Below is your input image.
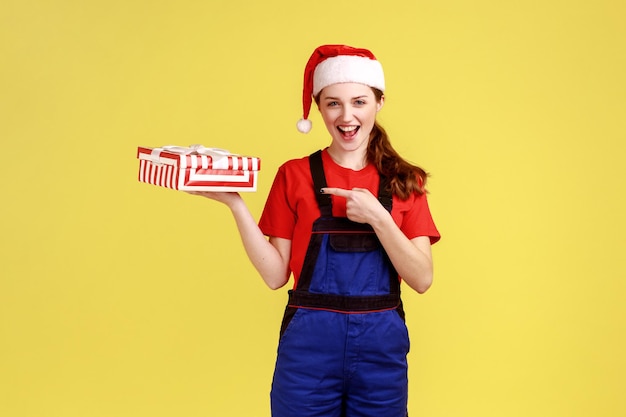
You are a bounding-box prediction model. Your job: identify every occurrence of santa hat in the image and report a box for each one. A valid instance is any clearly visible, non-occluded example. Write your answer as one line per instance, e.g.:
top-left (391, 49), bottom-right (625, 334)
top-left (297, 44), bottom-right (385, 134)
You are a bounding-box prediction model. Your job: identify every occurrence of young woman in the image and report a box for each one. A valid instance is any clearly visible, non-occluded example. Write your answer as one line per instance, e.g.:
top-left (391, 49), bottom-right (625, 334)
top-left (190, 44), bottom-right (440, 417)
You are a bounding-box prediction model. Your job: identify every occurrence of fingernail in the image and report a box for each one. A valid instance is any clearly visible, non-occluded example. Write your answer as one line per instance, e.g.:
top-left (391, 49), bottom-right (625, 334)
top-left (319, 188), bottom-right (325, 194)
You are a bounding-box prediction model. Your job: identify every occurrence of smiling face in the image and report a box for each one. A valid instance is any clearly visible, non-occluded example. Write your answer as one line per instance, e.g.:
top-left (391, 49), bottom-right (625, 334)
top-left (317, 82), bottom-right (384, 159)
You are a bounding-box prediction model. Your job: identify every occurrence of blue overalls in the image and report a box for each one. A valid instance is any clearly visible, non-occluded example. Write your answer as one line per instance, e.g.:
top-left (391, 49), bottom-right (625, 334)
top-left (271, 150), bottom-right (410, 417)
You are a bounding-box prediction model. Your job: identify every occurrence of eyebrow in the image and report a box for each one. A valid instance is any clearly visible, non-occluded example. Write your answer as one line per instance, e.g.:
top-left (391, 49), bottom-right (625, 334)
top-left (322, 95), bottom-right (369, 101)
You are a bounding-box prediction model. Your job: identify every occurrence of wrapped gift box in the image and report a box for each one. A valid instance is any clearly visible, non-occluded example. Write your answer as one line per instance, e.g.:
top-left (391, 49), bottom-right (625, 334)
top-left (137, 145), bottom-right (261, 192)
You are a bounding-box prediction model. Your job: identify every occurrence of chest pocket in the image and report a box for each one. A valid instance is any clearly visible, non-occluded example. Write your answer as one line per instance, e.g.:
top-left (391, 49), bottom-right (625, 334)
top-left (328, 233), bottom-right (380, 252)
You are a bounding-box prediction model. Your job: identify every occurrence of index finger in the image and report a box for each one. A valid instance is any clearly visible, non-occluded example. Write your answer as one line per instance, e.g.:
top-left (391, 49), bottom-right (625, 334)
top-left (321, 187), bottom-right (352, 198)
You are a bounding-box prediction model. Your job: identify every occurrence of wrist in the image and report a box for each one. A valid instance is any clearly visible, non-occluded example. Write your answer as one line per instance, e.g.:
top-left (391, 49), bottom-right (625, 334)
top-left (369, 207), bottom-right (394, 232)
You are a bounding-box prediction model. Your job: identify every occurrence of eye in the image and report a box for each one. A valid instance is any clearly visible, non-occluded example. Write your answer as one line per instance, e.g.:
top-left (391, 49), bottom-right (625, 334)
top-left (326, 101), bottom-right (339, 107)
top-left (354, 99), bottom-right (366, 105)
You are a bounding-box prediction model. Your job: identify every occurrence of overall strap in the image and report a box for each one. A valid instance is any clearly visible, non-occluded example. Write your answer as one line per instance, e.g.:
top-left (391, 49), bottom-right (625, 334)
top-left (309, 150), bottom-right (332, 217)
top-left (378, 176), bottom-right (392, 212)
top-left (309, 149), bottom-right (393, 213)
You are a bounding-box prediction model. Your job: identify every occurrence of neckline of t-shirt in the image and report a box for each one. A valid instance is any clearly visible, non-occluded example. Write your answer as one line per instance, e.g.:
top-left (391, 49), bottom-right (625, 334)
top-left (321, 148), bottom-right (377, 176)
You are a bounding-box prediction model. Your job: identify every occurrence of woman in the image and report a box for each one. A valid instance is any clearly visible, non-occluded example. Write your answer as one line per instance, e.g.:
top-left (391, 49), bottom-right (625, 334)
top-left (191, 44), bottom-right (440, 417)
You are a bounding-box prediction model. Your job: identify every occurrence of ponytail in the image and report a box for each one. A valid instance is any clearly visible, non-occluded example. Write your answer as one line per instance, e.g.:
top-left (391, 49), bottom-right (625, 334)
top-left (367, 120), bottom-right (428, 199)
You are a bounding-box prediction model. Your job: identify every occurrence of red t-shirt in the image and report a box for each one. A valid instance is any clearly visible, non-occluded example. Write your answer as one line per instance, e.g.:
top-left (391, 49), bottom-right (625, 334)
top-left (258, 149), bottom-right (440, 286)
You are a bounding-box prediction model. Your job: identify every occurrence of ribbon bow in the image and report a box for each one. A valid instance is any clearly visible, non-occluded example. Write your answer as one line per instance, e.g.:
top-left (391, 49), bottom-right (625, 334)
top-left (149, 144), bottom-right (232, 165)
top-left (161, 144), bottom-right (231, 161)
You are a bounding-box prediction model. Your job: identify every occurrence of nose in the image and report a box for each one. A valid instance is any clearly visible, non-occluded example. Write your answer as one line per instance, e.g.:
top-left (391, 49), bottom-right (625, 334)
top-left (340, 106), bottom-right (354, 122)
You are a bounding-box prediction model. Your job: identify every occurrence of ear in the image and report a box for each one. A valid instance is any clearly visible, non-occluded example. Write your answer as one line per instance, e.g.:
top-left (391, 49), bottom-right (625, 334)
top-left (377, 95), bottom-right (385, 112)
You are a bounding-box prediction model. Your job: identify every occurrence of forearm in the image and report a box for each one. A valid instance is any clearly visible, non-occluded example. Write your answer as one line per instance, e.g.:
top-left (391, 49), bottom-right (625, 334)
top-left (370, 214), bottom-right (433, 294)
top-left (227, 198), bottom-right (291, 290)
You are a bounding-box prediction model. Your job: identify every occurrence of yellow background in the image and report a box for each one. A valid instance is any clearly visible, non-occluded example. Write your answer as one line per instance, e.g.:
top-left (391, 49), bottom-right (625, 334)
top-left (1, 0), bottom-right (625, 416)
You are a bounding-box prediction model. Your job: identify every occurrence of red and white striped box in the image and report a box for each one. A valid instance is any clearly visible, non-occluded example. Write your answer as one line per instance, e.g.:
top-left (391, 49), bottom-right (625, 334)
top-left (137, 145), bottom-right (261, 192)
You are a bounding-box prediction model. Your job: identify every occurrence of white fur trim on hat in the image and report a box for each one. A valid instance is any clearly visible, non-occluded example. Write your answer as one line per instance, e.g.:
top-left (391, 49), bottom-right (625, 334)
top-left (312, 55), bottom-right (385, 96)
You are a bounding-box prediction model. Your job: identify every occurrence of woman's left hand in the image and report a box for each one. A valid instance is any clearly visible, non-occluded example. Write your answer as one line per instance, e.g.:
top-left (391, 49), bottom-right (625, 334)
top-left (321, 187), bottom-right (388, 225)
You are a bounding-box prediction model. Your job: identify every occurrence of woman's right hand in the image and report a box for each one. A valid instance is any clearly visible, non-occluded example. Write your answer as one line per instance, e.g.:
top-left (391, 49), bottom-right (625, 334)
top-left (186, 191), bottom-right (242, 208)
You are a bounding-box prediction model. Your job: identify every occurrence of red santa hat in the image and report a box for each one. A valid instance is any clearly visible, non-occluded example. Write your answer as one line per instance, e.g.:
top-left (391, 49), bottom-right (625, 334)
top-left (297, 44), bottom-right (385, 134)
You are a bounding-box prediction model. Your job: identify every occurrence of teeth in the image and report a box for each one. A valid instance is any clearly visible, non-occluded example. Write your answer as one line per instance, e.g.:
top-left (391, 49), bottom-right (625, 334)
top-left (339, 126), bottom-right (358, 132)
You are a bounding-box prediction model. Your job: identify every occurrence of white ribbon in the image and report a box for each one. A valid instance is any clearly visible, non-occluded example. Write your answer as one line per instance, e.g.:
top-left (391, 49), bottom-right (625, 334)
top-left (164, 144), bottom-right (231, 159)
top-left (149, 144), bottom-right (232, 165)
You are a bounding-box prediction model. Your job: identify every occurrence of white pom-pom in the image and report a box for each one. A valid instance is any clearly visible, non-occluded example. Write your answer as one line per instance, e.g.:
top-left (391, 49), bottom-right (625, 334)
top-left (297, 118), bottom-right (312, 134)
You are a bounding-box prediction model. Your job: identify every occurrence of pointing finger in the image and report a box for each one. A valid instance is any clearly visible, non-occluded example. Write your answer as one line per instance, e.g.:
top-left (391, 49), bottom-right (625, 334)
top-left (320, 187), bottom-right (352, 198)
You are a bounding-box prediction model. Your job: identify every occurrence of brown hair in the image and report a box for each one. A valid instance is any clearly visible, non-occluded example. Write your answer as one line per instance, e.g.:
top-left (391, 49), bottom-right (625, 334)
top-left (315, 87), bottom-right (429, 199)
top-left (368, 118), bottom-right (428, 199)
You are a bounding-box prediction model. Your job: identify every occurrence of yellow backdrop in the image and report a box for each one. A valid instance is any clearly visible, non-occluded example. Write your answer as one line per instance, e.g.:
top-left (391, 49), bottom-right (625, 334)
top-left (1, 0), bottom-right (624, 416)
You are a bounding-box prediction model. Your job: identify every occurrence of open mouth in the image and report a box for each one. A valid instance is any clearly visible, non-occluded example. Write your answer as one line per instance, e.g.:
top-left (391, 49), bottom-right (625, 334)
top-left (337, 125), bottom-right (360, 138)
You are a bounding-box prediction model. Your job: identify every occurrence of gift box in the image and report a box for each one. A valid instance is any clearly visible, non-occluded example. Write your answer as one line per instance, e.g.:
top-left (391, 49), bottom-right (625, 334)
top-left (137, 145), bottom-right (261, 192)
